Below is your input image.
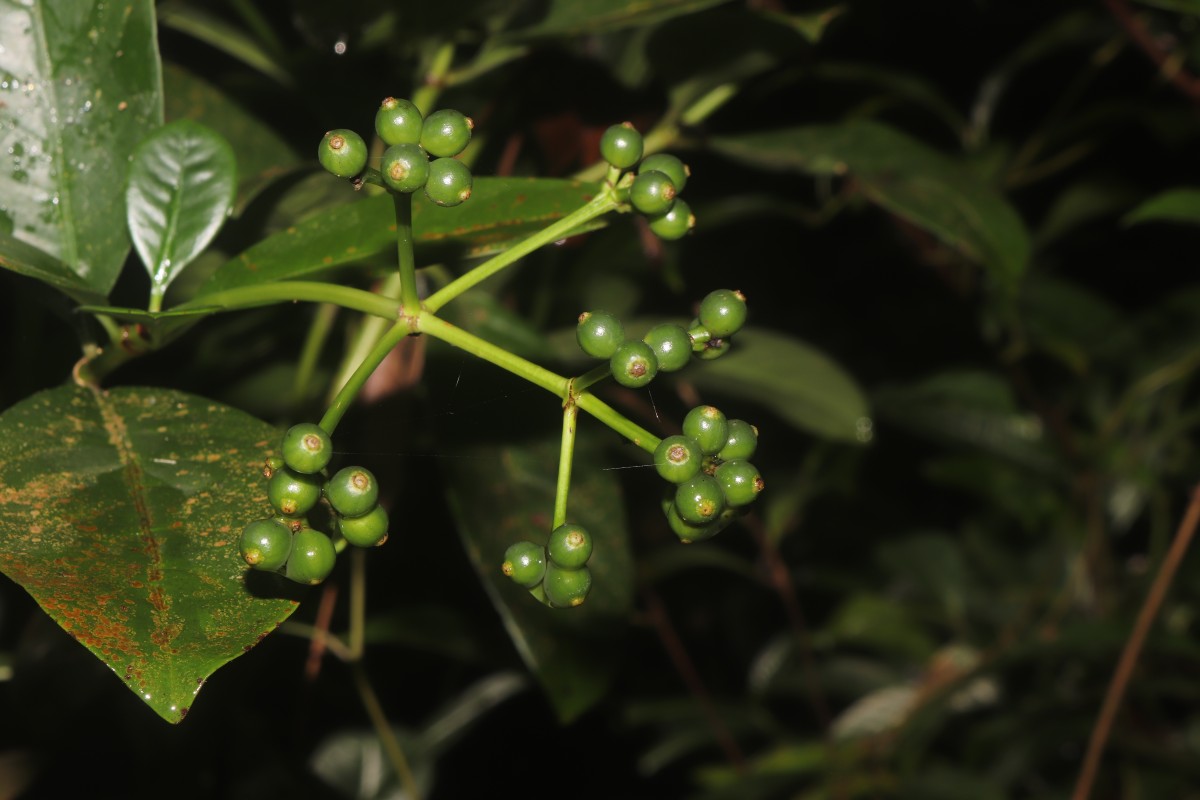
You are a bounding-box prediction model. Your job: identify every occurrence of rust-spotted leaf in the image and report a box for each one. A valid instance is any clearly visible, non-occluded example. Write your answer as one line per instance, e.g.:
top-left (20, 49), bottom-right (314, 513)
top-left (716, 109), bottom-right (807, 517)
top-left (0, 384), bottom-right (298, 723)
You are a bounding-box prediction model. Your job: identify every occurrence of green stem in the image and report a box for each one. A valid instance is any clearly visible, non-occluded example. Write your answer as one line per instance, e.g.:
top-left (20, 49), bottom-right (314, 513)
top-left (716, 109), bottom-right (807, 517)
top-left (176, 281), bottom-right (399, 320)
top-left (352, 663), bottom-right (423, 800)
top-left (423, 191), bottom-right (621, 313)
top-left (416, 310), bottom-right (568, 396)
top-left (575, 392), bottom-right (660, 454)
top-left (394, 192), bottom-right (420, 312)
top-left (320, 319), bottom-right (413, 434)
top-left (572, 364), bottom-right (612, 394)
top-left (554, 400), bottom-right (579, 528)
top-left (148, 286), bottom-right (165, 313)
top-left (413, 42), bottom-right (455, 113)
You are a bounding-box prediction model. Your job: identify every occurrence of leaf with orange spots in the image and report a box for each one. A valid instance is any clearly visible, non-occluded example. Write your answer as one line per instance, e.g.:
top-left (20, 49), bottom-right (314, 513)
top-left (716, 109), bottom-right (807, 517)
top-left (0, 384), bottom-right (298, 723)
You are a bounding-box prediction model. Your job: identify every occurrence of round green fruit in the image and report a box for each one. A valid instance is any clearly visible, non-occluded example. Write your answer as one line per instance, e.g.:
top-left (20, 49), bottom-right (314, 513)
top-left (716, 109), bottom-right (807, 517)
top-left (683, 406), bottom-right (729, 455)
top-left (647, 199), bottom-right (694, 241)
top-left (281, 422), bottom-right (333, 474)
top-left (338, 504), bottom-right (390, 547)
top-left (420, 109), bottom-right (473, 158)
top-left (696, 337), bottom-right (731, 360)
top-left (239, 518), bottom-right (292, 571)
top-left (664, 502), bottom-right (721, 543)
top-left (654, 435), bottom-right (703, 484)
top-left (642, 323), bottom-right (692, 372)
top-left (381, 143), bottom-right (430, 193)
top-left (599, 122), bottom-right (643, 169)
top-left (674, 473), bottom-right (725, 525)
top-left (325, 466), bottom-right (379, 518)
top-left (639, 153), bottom-right (689, 192)
top-left (424, 157), bottom-right (473, 206)
top-left (719, 419), bottom-right (758, 461)
top-left (502, 541), bottom-right (546, 589)
top-left (268, 467), bottom-right (323, 517)
top-left (576, 310), bottom-right (625, 359)
top-left (318, 129), bottom-right (368, 178)
top-left (285, 529), bottom-right (337, 585)
top-left (375, 97), bottom-right (423, 145)
top-left (609, 340), bottom-right (659, 388)
top-left (715, 460), bottom-right (764, 507)
top-left (699, 289), bottom-right (748, 338)
top-left (547, 523), bottom-right (593, 569)
top-left (629, 170), bottom-right (677, 215)
top-left (543, 563), bottom-right (592, 608)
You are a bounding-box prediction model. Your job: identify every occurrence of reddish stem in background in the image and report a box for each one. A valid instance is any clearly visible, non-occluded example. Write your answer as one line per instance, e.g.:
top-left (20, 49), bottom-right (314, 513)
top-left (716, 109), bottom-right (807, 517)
top-left (305, 582), bottom-right (339, 681)
top-left (644, 589), bottom-right (747, 773)
top-left (1106, 0), bottom-right (1200, 104)
top-left (1072, 485), bottom-right (1200, 800)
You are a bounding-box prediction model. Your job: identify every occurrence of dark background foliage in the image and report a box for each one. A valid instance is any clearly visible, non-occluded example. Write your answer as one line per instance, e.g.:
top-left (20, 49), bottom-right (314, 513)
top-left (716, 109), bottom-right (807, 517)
top-left (3, 1), bottom-right (1200, 797)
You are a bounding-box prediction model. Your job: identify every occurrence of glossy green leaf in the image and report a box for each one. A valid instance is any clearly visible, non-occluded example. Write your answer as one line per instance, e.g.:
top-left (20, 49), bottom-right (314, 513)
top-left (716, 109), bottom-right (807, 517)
top-left (161, 61), bottom-right (299, 209)
top-left (0, 384), bottom-right (298, 723)
top-left (0, 233), bottom-right (105, 305)
top-left (689, 329), bottom-right (871, 444)
top-left (127, 120), bottom-right (237, 303)
top-left (441, 431), bottom-right (633, 723)
top-left (157, 1), bottom-right (292, 87)
top-left (1123, 188), bottom-right (1200, 227)
top-left (711, 121), bottom-right (1031, 291)
top-left (196, 178), bottom-right (605, 296)
top-left (0, 0), bottom-right (163, 296)
top-left (508, 0), bottom-right (733, 37)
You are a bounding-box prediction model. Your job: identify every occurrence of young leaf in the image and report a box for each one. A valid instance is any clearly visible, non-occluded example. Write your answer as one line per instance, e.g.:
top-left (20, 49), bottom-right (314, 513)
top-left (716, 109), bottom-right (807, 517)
top-left (0, 0), bottom-right (163, 296)
top-left (127, 120), bottom-right (237, 308)
top-left (1123, 188), bottom-right (1200, 227)
top-left (0, 233), bottom-right (106, 306)
top-left (0, 384), bottom-right (298, 723)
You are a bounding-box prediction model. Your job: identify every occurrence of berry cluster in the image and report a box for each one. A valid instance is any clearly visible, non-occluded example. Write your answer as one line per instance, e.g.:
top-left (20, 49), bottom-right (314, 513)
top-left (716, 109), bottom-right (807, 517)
top-left (317, 96), bottom-right (475, 207)
top-left (577, 288), bottom-right (748, 387)
top-left (501, 523), bottom-right (594, 607)
top-left (599, 122), bottom-right (695, 240)
top-left (238, 423), bottom-right (388, 585)
top-left (655, 406), bottom-right (763, 543)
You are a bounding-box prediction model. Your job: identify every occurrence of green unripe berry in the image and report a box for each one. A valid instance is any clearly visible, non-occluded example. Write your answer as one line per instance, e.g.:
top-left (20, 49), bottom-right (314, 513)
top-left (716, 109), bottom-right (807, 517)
top-left (609, 340), bottom-right (659, 388)
top-left (576, 310), bottom-right (625, 359)
top-left (630, 170), bottom-right (677, 215)
top-left (715, 460), bottom-right (764, 507)
top-left (599, 122), bottom-right (643, 169)
top-left (664, 502), bottom-right (720, 543)
top-left (375, 97), bottom-right (423, 145)
top-left (338, 504), bottom-right (389, 547)
top-left (674, 473), bottom-right (726, 525)
top-left (719, 419), bottom-right (758, 461)
top-left (281, 423), bottom-right (333, 474)
top-left (639, 153), bottom-right (689, 192)
top-left (543, 563), bottom-right (592, 608)
top-left (239, 518), bottom-right (293, 571)
top-left (699, 289), bottom-right (748, 338)
top-left (268, 467), bottom-right (323, 517)
top-left (502, 541), bottom-right (547, 589)
top-left (648, 199), bottom-right (694, 241)
top-left (263, 455), bottom-right (284, 479)
top-left (547, 523), bottom-right (593, 569)
top-left (420, 109), bottom-right (474, 158)
top-left (424, 158), bottom-right (473, 207)
top-left (285, 529), bottom-right (337, 585)
top-left (642, 323), bottom-right (692, 372)
top-left (654, 434), bottom-right (703, 484)
top-left (683, 406), bottom-right (729, 455)
top-left (318, 129), bottom-right (368, 178)
top-left (381, 143), bottom-right (430, 193)
top-left (325, 466), bottom-right (380, 518)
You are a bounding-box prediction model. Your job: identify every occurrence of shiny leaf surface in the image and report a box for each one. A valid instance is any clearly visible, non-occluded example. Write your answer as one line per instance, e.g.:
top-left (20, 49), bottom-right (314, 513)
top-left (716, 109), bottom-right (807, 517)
top-left (0, 384), bottom-right (297, 723)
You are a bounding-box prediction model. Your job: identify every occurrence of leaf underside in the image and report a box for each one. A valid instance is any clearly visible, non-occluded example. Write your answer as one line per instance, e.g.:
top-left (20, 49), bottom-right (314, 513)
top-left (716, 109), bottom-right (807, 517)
top-left (0, 384), bottom-right (297, 723)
